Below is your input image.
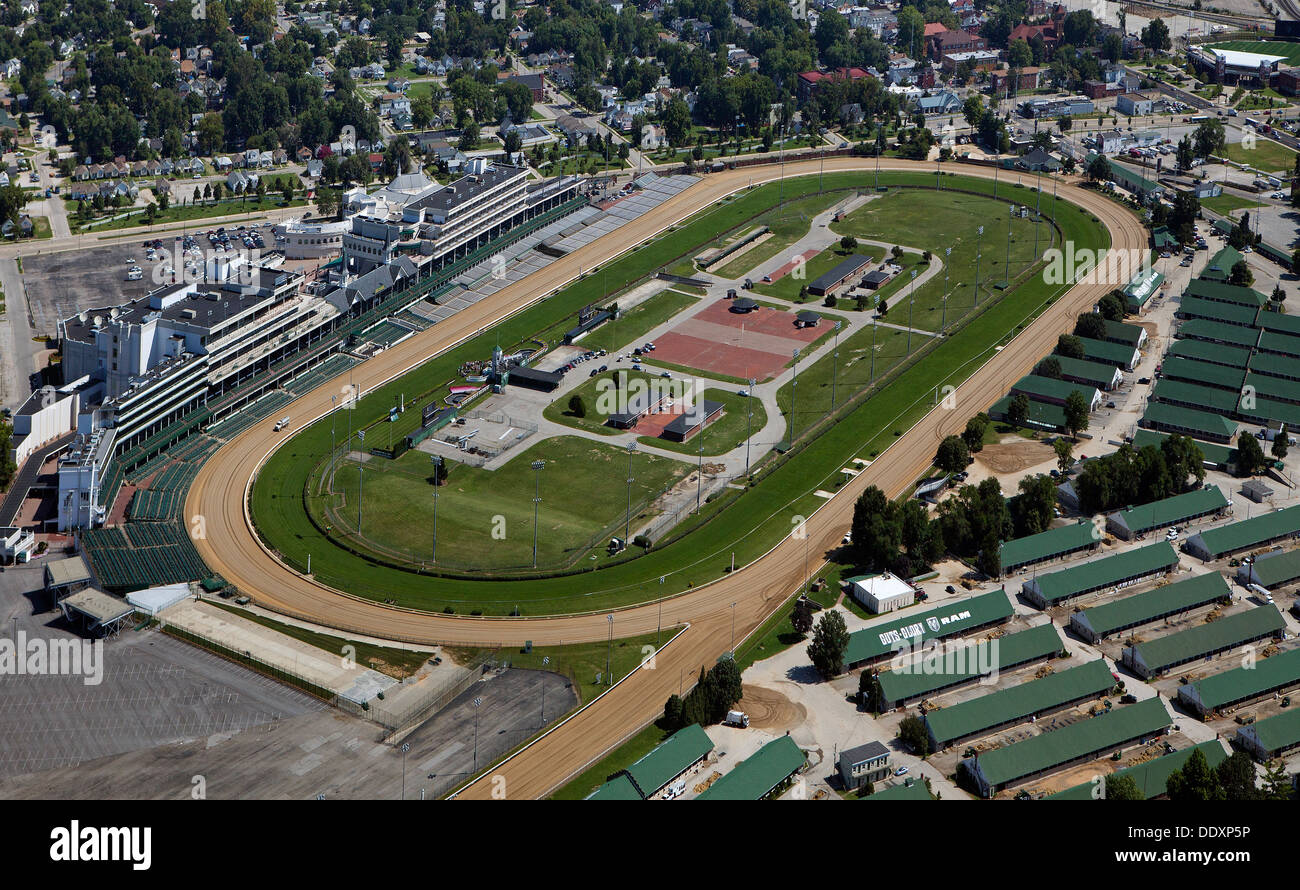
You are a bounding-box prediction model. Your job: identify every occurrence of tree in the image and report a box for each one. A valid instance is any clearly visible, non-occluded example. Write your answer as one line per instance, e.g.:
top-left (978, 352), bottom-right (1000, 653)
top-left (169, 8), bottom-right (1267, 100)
top-left (1106, 774), bottom-right (1144, 800)
top-left (1086, 153), bottom-right (1111, 182)
top-left (1229, 259), bottom-right (1254, 287)
top-left (567, 394), bottom-right (586, 418)
top-left (1166, 748), bottom-right (1226, 801)
top-left (1176, 135), bottom-right (1194, 173)
top-left (1274, 425), bottom-right (1289, 462)
top-left (1075, 312), bottom-right (1108, 341)
top-left (1056, 334), bottom-right (1085, 360)
top-left (1007, 393), bottom-right (1030, 428)
top-left (898, 714), bottom-right (930, 756)
top-left (791, 598), bottom-right (814, 637)
top-left (1008, 38), bottom-right (1033, 69)
top-left (840, 235), bottom-right (858, 252)
top-left (1271, 284), bottom-right (1287, 308)
top-left (1217, 750), bottom-right (1264, 801)
top-left (1035, 356), bottom-right (1063, 379)
top-left (962, 413), bottom-right (989, 453)
top-left (1064, 390), bottom-right (1091, 438)
top-left (1236, 431), bottom-right (1268, 477)
top-left (661, 97), bottom-right (692, 147)
top-left (314, 186), bottom-right (339, 219)
top-left (807, 610), bottom-right (850, 679)
top-left (1192, 119), bottom-right (1226, 160)
top-left (1098, 292), bottom-right (1126, 321)
top-left (1054, 437), bottom-right (1074, 473)
top-left (1141, 18), bottom-right (1171, 53)
top-left (1262, 759), bottom-right (1294, 800)
top-left (936, 435), bottom-right (971, 475)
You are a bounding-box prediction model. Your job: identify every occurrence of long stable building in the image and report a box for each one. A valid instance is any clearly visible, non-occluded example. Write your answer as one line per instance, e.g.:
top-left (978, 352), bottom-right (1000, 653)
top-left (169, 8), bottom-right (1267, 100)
top-left (960, 697), bottom-right (1172, 798)
top-left (924, 659), bottom-right (1116, 751)
top-left (1177, 646), bottom-right (1300, 718)
top-left (843, 589), bottom-right (1014, 669)
top-left (873, 623), bottom-right (1064, 711)
top-left (1121, 605), bottom-right (1286, 679)
top-left (1046, 740), bottom-right (1229, 800)
top-left (586, 723), bottom-right (715, 800)
top-left (1183, 503), bottom-right (1300, 561)
top-left (1068, 571), bottom-right (1230, 644)
top-left (1022, 541), bottom-right (1180, 609)
top-left (1235, 708), bottom-right (1300, 761)
top-left (1104, 485), bottom-right (1229, 541)
top-left (696, 736), bottom-right (805, 800)
top-left (998, 520), bottom-right (1099, 575)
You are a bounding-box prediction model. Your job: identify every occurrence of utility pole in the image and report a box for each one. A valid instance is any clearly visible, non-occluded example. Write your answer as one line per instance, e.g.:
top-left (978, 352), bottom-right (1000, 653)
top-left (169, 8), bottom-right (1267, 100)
top-left (695, 440), bottom-right (704, 514)
top-left (869, 318), bottom-right (877, 383)
top-left (531, 459), bottom-right (544, 567)
top-left (1003, 202), bottom-right (1014, 287)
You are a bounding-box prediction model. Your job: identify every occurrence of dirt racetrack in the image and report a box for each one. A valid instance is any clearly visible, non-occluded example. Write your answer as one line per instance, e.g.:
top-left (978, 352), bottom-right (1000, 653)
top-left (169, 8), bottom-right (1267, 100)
top-left (186, 158), bottom-right (1149, 799)
top-left (737, 684), bottom-right (807, 732)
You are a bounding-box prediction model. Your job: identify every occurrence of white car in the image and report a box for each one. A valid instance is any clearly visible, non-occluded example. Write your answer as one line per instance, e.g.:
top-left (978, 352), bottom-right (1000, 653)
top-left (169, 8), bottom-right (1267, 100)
top-left (894, 766), bottom-right (909, 776)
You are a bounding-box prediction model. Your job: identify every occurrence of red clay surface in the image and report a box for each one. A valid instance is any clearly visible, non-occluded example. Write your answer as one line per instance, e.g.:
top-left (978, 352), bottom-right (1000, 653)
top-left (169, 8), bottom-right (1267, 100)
top-left (630, 410), bottom-right (678, 437)
top-left (652, 300), bottom-right (823, 381)
top-left (765, 250), bottom-right (815, 283)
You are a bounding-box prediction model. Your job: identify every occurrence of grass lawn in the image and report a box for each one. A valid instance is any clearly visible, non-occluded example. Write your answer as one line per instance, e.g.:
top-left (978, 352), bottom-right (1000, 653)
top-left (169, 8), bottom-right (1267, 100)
top-left (1200, 194), bottom-right (1264, 216)
top-left (318, 435), bottom-right (689, 574)
top-left (712, 189), bottom-right (865, 280)
top-left (1209, 40), bottom-right (1300, 66)
top-left (575, 289), bottom-right (699, 354)
top-left (1222, 137), bottom-right (1297, 173)
top-left (549, 720), bottom-right (674, 799)
top-left (637, 387), bottom-right (768, 457)
top-left (250, 171), bottom-right (1110, 613)
top-left (753, 246), bottom-right (879, 302)
top-left (207, 600), bottom-right (432, 679)
top-left (30, 215), bottom-right (51, 239)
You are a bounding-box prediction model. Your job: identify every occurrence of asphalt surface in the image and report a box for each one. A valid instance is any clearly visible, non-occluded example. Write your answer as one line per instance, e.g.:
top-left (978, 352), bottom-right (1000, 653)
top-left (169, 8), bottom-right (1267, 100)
top-left (184, 157), bottom-right (1148, 798)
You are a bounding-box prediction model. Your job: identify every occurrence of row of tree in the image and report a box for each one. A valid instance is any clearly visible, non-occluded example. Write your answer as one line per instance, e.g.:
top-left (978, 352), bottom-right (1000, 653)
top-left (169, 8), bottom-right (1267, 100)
top-left (662, 655), bottom-right (744, 730)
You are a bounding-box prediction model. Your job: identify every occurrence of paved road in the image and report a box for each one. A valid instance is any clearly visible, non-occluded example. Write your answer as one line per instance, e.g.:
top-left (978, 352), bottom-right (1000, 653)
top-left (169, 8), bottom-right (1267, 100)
top-left (185, 157), bottom-right (1148, 798)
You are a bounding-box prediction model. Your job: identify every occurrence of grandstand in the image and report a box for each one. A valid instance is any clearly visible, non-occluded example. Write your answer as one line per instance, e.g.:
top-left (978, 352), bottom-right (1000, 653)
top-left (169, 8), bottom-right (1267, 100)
top-left (207, 391), bottom-right (295, 441)
top-left (81, 521), bottom-right (209, 592)
top-left (360, 319), bottom-right (417, 348)
top-left (285, 354), bottom-right (358, 396)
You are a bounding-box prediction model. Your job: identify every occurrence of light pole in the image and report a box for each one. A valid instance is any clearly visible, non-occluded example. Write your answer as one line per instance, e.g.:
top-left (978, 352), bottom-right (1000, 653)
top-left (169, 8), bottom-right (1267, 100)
top-left (356, 429), bottom-right (365, 534)
top-left (623, 442), bottom-right (636, 545)
top-left (1003, 203), bottom-right (1013, 287)
top-left (830, 321), bottom-right (842, 410)
top-left (401, 742), bottom-right (410, 800)
top-left (531, 459), bottom-right (544, 567)
top-left (472, 697), bottom-right (482, 772)
top-left (974, 225), bottom-right (984, 308)
top-left (790, 347), bottom-right (801, 444)
top-left (695, 439), bottom-right (704, 514)
top-left (730, 601), bottom-right (737, 654)
top-left (329, 394), bottom-right (338, 489)
top-left (430, 454), bottom-right (442, 562)
top-left (540, 655), bottom-right (549, 725)
top-left (906, 271), bottom-right (917, 354)
top-left (869, 317), bottom-right (877, 383)
top-left (941, 247), bottom-right (951, 333)
top-left (745, 377), bottom-right (756, 475)
top-left (604, 614), bottom-right (614, 685)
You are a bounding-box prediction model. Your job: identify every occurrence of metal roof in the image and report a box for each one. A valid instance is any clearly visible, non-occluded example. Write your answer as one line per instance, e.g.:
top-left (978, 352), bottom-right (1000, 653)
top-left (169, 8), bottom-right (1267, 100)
top-left (1000, 520), bottom-right (1097, 571)
top-left (1046, 740), bottom-right (1227, 800)
top-left (1176, 318), bottom-right (1261, 349)
top-left (1180, 646), bottom-right (1300, 712)
top-left (1190, 503), bottom-right (1300, 557)
top-left (875, 623), bottom-right (1063, 704)
top-left (1102, 318), bottom-right (1145, 346)
top-left (1201, 246), bottom-right (1245, 281)
top-left (1151, 378), bottom-right (1240, 415)
top-left (623, 723), bottom-right (714, 797)
top-left (808, 254), bottom-right (873, 292)
top-left (585, 773), bottom-right (642, 800)
top-left (1245, 370), bottom-right (1300, 406)
top-left (45, 555), bottom-right (91, 588)
top-left (1073, 571), bottom-right (1230, 639)
top-left (925, 659), bottom-right (1114, 748)
top-left (1141, 402), bottom-right (1238, 441)
top-left (1130, 430), bottom-right (1235, 467)
top-left (1128, 605), bottom-right (1285, 673)
top-left (1011, 374), bottom-right (1098, 405)
top-left (1243, 705), bottom-right (1300, 753)
top-left (1257, 328), bottom-right (1300, 357)
top-left (1166, 337), bottom-right (1252, 368)
top-left (968, 697), bottom-right (1171, 789)
top-left (844, 589), bottom-right (1013, 665)
top-left (1247, 350), bottom-right (1300, 382)
top-left (1108, 485), bottom-right (1229, 537)
top-left (1053, 355), bottom-right (1123, 389)
top-left (990, 395), bottom-right (1066, 430)
top-left (1176, 295), bottom-right (1260, 327)
top-left (1026, 541), bottom-right (1179, 604)
top-left (1245, 548), bottom-right (1300, 587)
top-left (696, 735), bottom-right (805, 800)
top-left (1160, 356), bottom-right (1246, 392)
top-left (1075, 336), bottom-right (1138, 367)
top-left (1183, 276), bottom-right (1266, 307)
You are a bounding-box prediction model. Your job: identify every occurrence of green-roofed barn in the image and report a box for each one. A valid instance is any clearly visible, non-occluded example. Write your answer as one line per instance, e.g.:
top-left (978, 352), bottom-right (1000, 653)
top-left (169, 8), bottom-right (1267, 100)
top-left (1175, 295), bottom-right (1260, 327)
top-left (1000, 520), bottom-right (1100, 574)
top-left (1054, 355), bottom-right (1123, 391)
top-left (1235, 706), bottom-right (1300, 760)
top-left (1159, 357), bottom-right (1246, 392)
top-left (1257, 328), bottom-right (1300, 359)
top-left (1105, 485), bottom-right (1229, 541)
top-left (1244, 372), bottom-right (1300, 407)
top-left (619, 723), bottom-right (715, 799)
top-left (585, 773), bottom-right (643, 800)
top-left (1238, 547), bottom-right (1300, 590)
top-left (1022, 541), bottom-right (1180, 609)
top-left (696, 735), bottom-right (805, 800)
top-left (1183, 277), bottom-right (1267, 308)
top-left (844, 589), bottom-right (1014, 668)
top-left (924, 659), bottom-right (1116, 750)
top-left (1237, 394), bottom-right (1300, 430)
top-left (959, 697), bottom-right (1172, 797)
top-left (1130, 429), bottom-right (1236, 470)
top-left (1046, 740), bottom-right (1229, 799)
top-left (1166, 337), bottom-right (1252, 368)
top-left (1121, 605), bottom-right (1286, 679)
top-left (1140, 401), bottom-right (1239, 444)
top-left (1010, 374), bottom-right (1102, 410)
top-left (990, 394), bottom-right (1067, 432)
top-left (1200, 246), bottom-right (1245, 283)
top-left (1248, 350), bottom-right (1300, 384)
top-left (873, 623), bottom-right (1064, 710)
top-left (1102, 318), bottom-right (1147, 349)
top-left (1123, 266), bottom-right (1164, 314)
top-left (1177, 646), bottom-right (1300, 718)
top-left (1184, 503), bottom-right (1300, 560)
top-left (1068, 572), bottom-right (1231, 643)
top-left (1073, 336), bottom-right (1140, 370)
top-left (1176, 318), bottom-right (1261, 350)
top-left (1150, 378), bottom-right (1241, 416)
top-left (1256, 310), bottom-right (1300, 338)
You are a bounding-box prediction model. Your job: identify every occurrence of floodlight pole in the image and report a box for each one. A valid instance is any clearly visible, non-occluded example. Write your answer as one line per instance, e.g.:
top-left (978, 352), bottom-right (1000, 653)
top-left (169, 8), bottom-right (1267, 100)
top-left (357, 463), bottom-right (363, 534)
top-left (431, 454), bottom-right (441, 562)
top-left (605, 614), bottom-right (614, 686)
top-left (531, 460), bottom-right (544, 567)
top-left (696, 440), bottom-right (704, 514)
top-left (745, 377), bottom-right (756, 475)
top-left (330, 395), bottom-right (337, 489)
top-left (624, 443), bottom-right (636, 545)
top-left (831, 321), bottom-right (842, 410)
top-left (1004, 203), bottom-right (1013, 286)
top-left (869, 319), bottom-right (877, 383)
top-left (942, 247), bottom-right (952, 333)
top-left (791, 347), bottom-right (801, 444)
top-left (974, 225), bottom-right (984, 308)
top-left (906, 271), bottom-right (917, 354)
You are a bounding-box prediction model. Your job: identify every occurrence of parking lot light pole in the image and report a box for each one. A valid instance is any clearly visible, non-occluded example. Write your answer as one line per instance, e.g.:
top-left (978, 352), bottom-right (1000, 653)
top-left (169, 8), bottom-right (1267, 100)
top-left (745, 377), bottom-right (756, 475)
top-left (531, 460), bottom-right (545, 567)
top-left (624, 443), bottom-right (637, 545)
top-left (791, 347), bottom-right (801, 444)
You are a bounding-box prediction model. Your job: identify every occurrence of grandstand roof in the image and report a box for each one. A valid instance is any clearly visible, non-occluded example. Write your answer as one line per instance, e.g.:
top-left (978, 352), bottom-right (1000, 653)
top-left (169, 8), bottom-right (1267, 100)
top-left (925, 659), bottom-right (1114, 748)
top-left (844, 589), bottom-right (1014, 665)
top-left (1128, 606), bottom-right (1285, 674)
top-left (1072, 572), bottom-right (1230, 639)
top-left (968, 697), bottom-right (1171, 790)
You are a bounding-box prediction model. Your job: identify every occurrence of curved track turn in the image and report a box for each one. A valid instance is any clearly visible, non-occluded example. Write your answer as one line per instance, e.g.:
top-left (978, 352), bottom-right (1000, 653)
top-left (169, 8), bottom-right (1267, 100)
top-left (185, 158), bottom-right (1148, 797)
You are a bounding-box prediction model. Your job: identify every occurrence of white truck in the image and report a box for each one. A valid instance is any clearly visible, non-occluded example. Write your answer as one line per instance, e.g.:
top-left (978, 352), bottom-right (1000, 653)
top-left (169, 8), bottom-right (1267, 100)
top-left (273, 417), bottom-right (291, 432)
top-left (724, 710), bottom-right (749, 728)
